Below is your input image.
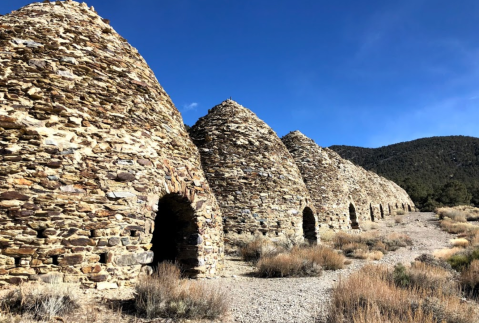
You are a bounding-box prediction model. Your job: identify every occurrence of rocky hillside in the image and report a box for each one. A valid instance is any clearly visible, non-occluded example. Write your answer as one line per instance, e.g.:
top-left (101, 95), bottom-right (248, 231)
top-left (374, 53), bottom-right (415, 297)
top-left (330, 136), bottom-right (479, 210)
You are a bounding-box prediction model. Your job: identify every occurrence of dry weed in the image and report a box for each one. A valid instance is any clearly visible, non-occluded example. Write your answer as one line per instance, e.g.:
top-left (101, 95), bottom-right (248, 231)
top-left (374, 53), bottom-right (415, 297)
top-left (433, 247), bottom-right (463, 260)
top-left (472, 232), bottom-right (479, 247)
top-left (460, 259), bottom-right (479, 298)
top-left (239, 237), bottom-right (282, 262)
top-left (257, 252), bottom-right (322, 278)
top-left (324, 264), bottom-right (476, 323)
top-left (360, 221), bottom-right (379, 231)
top-left (333, 232), bottom-right (412, 257)
top-left (135, 262), bottom-right (229, 320)
top-left (450, 238), bottom-right (469, 248)
top-left (437, 205), bottom-right (479, 221)
top-left (0, 282), bottom-right (79, 321)
top-left (256, 245), bottom-right (344, 277)
top-left (395, 215), bottom-right (404, 223)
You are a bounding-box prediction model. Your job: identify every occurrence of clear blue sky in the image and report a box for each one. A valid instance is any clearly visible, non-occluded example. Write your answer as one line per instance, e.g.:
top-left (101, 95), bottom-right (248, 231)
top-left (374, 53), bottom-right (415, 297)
top-left (3, 1), bottom-right (479, 147)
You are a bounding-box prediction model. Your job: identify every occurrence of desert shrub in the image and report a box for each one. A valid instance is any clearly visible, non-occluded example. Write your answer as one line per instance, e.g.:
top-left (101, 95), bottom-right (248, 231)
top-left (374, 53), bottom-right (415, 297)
top-left (415, 254), bottom-right (453, 271)
top-left (318, 229), bottom-right (336, 242)
top-left (395, 215), bottom-right (404, 223)
top-left (396, 209), bottom-right (406, 215)
top-left (135, 262), bottom-right (229, 320)
top-left (367, 250), bottom-right (384, 260)
top-left (239, 237), bottom-right (282, 262)
top-left (334, 232), bottom-right (412, 257)
top-left (393, 263), bottom-right (410, 287)
top-left (433, 247), bottom-right (463, 260)
top-left (472, 232), bottom-right (479, 247)
top-left (383, 233), bottom-right (413, 251)
top-left (304, 245), bottom-right (345, 270)
top-left (450, 238), bottom-right (469, 248)
top-left (332, 232), bottom-right (358, 249)
top-left (407, 262), bottom-right (457, 295)
top-left (436, 207), bottom-right (467, 222)
top-left (0, 282), bottom-right (79, 320)
top-left (372, 240), bottom-right (387, 253)
top-left (437, 205), bottom-right (479, 222)
top-left (446, 247), bottom-right (479, 271)
top-left (324, 264), bottom-right (476, 323)
top-left (448, 253), bottom-right (472, 271)
top-left (460, 259), bottom-right (479, 298)
top-left (341, 242), bottom-right (369, 257)
top-left (257, 252), bottom-right (322, 278)
top-left (360, 221), bottom-right (378, 231)
top-left (256, 245), bottom-right (344, 277)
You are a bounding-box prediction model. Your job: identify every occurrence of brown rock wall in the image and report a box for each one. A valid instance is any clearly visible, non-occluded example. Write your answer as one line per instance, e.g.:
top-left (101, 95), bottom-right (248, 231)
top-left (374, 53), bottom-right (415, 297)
top-left (190, 100), bottom-right (318, 245)
top-left (0, 1), bottom-right (224, 287)
top-left (282, 131), bottom-right (414, 231)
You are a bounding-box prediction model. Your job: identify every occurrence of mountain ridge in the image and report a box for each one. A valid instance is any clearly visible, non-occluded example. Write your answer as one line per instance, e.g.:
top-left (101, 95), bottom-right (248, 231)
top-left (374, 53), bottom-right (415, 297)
top-left (329, 135), bottom-right (479, 210)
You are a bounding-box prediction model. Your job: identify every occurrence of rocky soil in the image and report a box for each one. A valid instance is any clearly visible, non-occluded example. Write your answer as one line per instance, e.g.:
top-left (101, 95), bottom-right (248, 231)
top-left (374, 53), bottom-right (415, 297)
top-left (0, 212), bottom-right (466, 322)
top-left (218, 212), bottom-right (453, 323)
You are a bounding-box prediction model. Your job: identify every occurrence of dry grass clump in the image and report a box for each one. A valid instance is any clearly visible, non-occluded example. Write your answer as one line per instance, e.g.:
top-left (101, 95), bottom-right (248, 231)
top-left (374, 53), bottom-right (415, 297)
top-left (394, 215), bottom-right (404, 224)
top-left (437, 205), bottom-right (479, 221)
top-left (256, 245), bottom-right (345, 277)
top-left (359, 220), bottom-right (379, 231)
top-left (256, 245), bottom-right (346, 278)
top-left (439, 219), bottom-right (479, 235)
top-left (450, 238), bottom-right (469, 248)
top-left (472, 232), bottom-right (479, 247)
top-left (257, 252), bottom-right (322, 278)
top-left (318, 229), bottom-right (336, 242)
top-left (325, 264), bottom-right (476, 323)
top-left (436, 207), bottom-right (467, 222)
top-left (239, 237), bottom-right (282, 262)
top-left (0, 282), bottom-right (79, 321)
top-left (460, 259), bottom-right (479, 298)
top-left (433, 247), bottom-right (463, 260)
top-left (394, 262), bottom-right (457, 295)
top-left (333, 232), bottom-right (412, 259)
top-left (447, 247), bottom-right (479, 271)
top-left (135, 262), bottom-right (229, 320)
top-left (396, 209), bottom-right (406, 215)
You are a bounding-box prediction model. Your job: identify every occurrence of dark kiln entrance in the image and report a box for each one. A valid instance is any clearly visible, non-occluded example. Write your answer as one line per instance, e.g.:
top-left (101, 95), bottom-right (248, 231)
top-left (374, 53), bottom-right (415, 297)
top-left (302, 207), bottom-right (317, 243)
top-left (151, 193), bottom-right (199, 273)
top-left (349, 203), bottom-right (359, 229)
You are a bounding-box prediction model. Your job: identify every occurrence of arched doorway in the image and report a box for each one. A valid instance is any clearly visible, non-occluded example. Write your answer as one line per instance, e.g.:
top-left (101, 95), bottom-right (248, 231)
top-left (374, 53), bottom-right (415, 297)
top-left (408, 204), bottom-right (412, 212)
top-left (388, 204), bottom-right (391, 215)
top-left (302, 207), bottom-right (317, 244)
top-left (402, 203), bottom-right (405, 210)
top-left (369, 203), bottom-right (375, 221)
top-left (349, 203), bottom-right (359, 229)
top-left (380, 204), bottom-right (384, 219)
top-left (151, 193), bottom-right (200, 274)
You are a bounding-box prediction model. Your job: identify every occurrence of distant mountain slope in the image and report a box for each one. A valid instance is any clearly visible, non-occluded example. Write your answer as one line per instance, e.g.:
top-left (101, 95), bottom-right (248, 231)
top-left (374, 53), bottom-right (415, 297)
top-left (330, 136), bottom-right (479, 210)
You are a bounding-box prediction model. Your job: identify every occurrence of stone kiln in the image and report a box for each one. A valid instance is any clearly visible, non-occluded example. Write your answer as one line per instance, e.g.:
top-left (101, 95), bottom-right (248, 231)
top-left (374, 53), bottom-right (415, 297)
top-left (282, 131), bottom-right (414, 230)
top-left (190, 100), bottom-right (318, 245)
top-left (0, 1), bottom-right (224, 287)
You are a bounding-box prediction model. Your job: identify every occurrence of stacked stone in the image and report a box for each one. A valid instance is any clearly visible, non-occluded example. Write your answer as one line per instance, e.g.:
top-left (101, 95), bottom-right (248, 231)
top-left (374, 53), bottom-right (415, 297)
top-left (282, 131), bottom-right (414, 230)
top-left (190, 100), bottom-right (318, 245)
top-left (0, 1), bottom-right (223, 287)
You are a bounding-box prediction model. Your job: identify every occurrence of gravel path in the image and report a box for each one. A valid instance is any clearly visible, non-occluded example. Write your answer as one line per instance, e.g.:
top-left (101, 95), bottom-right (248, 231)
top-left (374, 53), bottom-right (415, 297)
top-left (213, 212), bottom-right (453, 323)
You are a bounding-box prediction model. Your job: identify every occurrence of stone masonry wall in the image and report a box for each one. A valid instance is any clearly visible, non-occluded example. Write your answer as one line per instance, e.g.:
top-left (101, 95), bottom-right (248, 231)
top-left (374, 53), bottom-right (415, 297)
top-left (0, 1), bottom-right (224, 287)
top-left (190, 100), bottom-right (318, 245)
top-left (282, 131), bottom-right (414, 231)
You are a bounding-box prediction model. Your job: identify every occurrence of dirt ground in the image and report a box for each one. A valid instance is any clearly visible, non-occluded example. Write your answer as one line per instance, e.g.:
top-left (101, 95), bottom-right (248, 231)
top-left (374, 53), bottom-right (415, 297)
top-left (0, 212), bottom-right (472, 322)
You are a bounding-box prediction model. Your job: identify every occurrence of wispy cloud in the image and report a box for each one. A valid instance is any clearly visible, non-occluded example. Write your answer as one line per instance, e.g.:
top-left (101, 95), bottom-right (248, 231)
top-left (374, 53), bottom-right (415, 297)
top-left (182, 102), bottom-right (198, 111)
